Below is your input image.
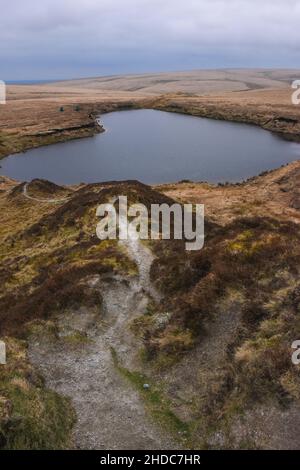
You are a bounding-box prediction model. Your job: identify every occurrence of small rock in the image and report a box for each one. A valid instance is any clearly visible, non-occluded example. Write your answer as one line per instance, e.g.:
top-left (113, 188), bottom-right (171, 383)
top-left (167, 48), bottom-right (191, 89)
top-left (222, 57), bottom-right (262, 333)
top-left (143, 383), bottom-right (150, 390)
top-left (290, 197), bottom-right (300, 210)
top-left (0, 397), bottom-right (13, 421)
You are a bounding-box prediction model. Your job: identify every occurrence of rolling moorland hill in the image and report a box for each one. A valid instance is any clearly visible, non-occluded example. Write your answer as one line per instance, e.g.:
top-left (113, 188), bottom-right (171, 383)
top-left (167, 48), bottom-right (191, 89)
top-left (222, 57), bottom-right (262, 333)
top-left (0, 160), bottom-right (299, 448)
top-left (1, 69), bottom-right (300, 161)
top-left (0, 69), bottom-right (300, 449)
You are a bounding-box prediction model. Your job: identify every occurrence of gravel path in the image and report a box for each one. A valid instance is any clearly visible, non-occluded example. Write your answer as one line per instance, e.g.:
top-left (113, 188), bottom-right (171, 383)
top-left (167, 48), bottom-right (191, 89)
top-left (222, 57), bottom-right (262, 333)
top-left (22, 182), bottom-right (70, 203)
top-left (29, 209), bottom-right (175, 449)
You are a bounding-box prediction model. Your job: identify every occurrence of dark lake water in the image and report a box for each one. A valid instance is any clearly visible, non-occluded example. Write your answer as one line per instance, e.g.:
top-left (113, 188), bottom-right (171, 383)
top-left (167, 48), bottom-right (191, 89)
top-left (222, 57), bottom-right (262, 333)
top-left (1, 109), bottom-right (300, 185)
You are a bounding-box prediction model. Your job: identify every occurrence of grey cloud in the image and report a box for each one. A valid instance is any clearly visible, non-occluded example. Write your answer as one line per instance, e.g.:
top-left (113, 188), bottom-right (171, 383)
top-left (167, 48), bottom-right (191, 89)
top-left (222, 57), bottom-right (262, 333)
top-left (1, 0), bottom-right (299, 79)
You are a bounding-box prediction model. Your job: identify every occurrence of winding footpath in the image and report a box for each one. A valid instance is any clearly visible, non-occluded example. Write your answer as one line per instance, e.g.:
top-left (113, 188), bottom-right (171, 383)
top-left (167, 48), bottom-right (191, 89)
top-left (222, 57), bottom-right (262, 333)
top-left (22, 182), bottom-right (71, 203)
top-left (29, 207), bottom-right (174, 450)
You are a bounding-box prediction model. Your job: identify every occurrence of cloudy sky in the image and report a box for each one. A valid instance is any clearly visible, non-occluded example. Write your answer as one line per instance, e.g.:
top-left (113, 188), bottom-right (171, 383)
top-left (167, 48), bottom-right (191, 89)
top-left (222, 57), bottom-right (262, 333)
top-left (1, 0), bottom-right (299, 80)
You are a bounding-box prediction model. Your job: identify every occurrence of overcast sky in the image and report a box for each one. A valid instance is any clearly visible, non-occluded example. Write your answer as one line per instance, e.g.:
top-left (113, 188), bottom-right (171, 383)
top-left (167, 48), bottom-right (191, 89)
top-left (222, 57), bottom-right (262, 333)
top-left (0, 0), bottom-right (299, 80)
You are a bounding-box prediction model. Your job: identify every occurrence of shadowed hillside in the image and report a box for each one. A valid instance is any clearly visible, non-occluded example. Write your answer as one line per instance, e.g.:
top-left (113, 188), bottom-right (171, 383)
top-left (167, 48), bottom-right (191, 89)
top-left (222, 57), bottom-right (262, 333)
top-left (0, 165), bottom-right (300, 449)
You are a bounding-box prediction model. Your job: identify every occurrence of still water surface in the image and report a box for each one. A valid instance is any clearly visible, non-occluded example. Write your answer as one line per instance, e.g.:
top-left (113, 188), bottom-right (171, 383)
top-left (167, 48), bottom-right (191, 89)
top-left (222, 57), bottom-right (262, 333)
top-left (1, 110), bottom-right (299, 184)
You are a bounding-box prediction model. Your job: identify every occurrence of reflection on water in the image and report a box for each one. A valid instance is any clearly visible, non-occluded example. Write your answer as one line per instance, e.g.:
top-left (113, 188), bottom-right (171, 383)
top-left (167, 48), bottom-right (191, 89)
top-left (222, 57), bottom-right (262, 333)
top-left (1, 109), bottom-right (299, 184)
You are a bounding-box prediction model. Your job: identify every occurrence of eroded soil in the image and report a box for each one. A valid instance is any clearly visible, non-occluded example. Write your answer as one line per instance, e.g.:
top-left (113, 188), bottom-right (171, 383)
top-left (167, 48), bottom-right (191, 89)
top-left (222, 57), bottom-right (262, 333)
top-left (28, 208), bottom-right (175, 449)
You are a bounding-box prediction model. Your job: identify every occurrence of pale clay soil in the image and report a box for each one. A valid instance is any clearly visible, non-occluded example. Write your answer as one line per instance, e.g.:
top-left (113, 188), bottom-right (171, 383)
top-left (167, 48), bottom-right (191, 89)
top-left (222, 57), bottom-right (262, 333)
top-left (28, 211), bottom-right (176, 450)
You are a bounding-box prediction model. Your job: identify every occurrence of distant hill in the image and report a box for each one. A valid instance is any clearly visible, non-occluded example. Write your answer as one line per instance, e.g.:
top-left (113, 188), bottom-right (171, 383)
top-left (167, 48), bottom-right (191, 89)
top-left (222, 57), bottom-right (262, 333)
top-left (47, 68), bottom-right (300, 95)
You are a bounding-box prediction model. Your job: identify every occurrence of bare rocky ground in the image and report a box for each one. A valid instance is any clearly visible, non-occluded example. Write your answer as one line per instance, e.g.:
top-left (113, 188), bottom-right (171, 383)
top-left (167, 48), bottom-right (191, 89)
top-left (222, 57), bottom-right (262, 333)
top-left (28, 211), bottom-right (175, 450)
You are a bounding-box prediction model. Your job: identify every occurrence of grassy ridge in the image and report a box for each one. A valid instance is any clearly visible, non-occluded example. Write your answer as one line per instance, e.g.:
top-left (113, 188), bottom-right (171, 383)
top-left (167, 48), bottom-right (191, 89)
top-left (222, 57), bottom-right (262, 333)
top-left (0, 337), bottom-right (75, 449)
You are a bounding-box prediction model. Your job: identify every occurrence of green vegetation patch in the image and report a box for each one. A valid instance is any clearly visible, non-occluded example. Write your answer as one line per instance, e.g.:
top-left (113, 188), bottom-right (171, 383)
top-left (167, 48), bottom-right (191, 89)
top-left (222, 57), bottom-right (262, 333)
top-left (111, 347), bottom-right (192, 446)
top-left (0, 337), bottom-right (75, 449)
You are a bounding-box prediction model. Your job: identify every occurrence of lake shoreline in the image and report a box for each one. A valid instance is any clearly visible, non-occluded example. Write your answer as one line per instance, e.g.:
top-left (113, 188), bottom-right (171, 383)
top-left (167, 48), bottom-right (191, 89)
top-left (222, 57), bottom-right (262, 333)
top-left (1, 91), bottom-right (300, 163)
top-left (1, 109), bottom-right (299, 185)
